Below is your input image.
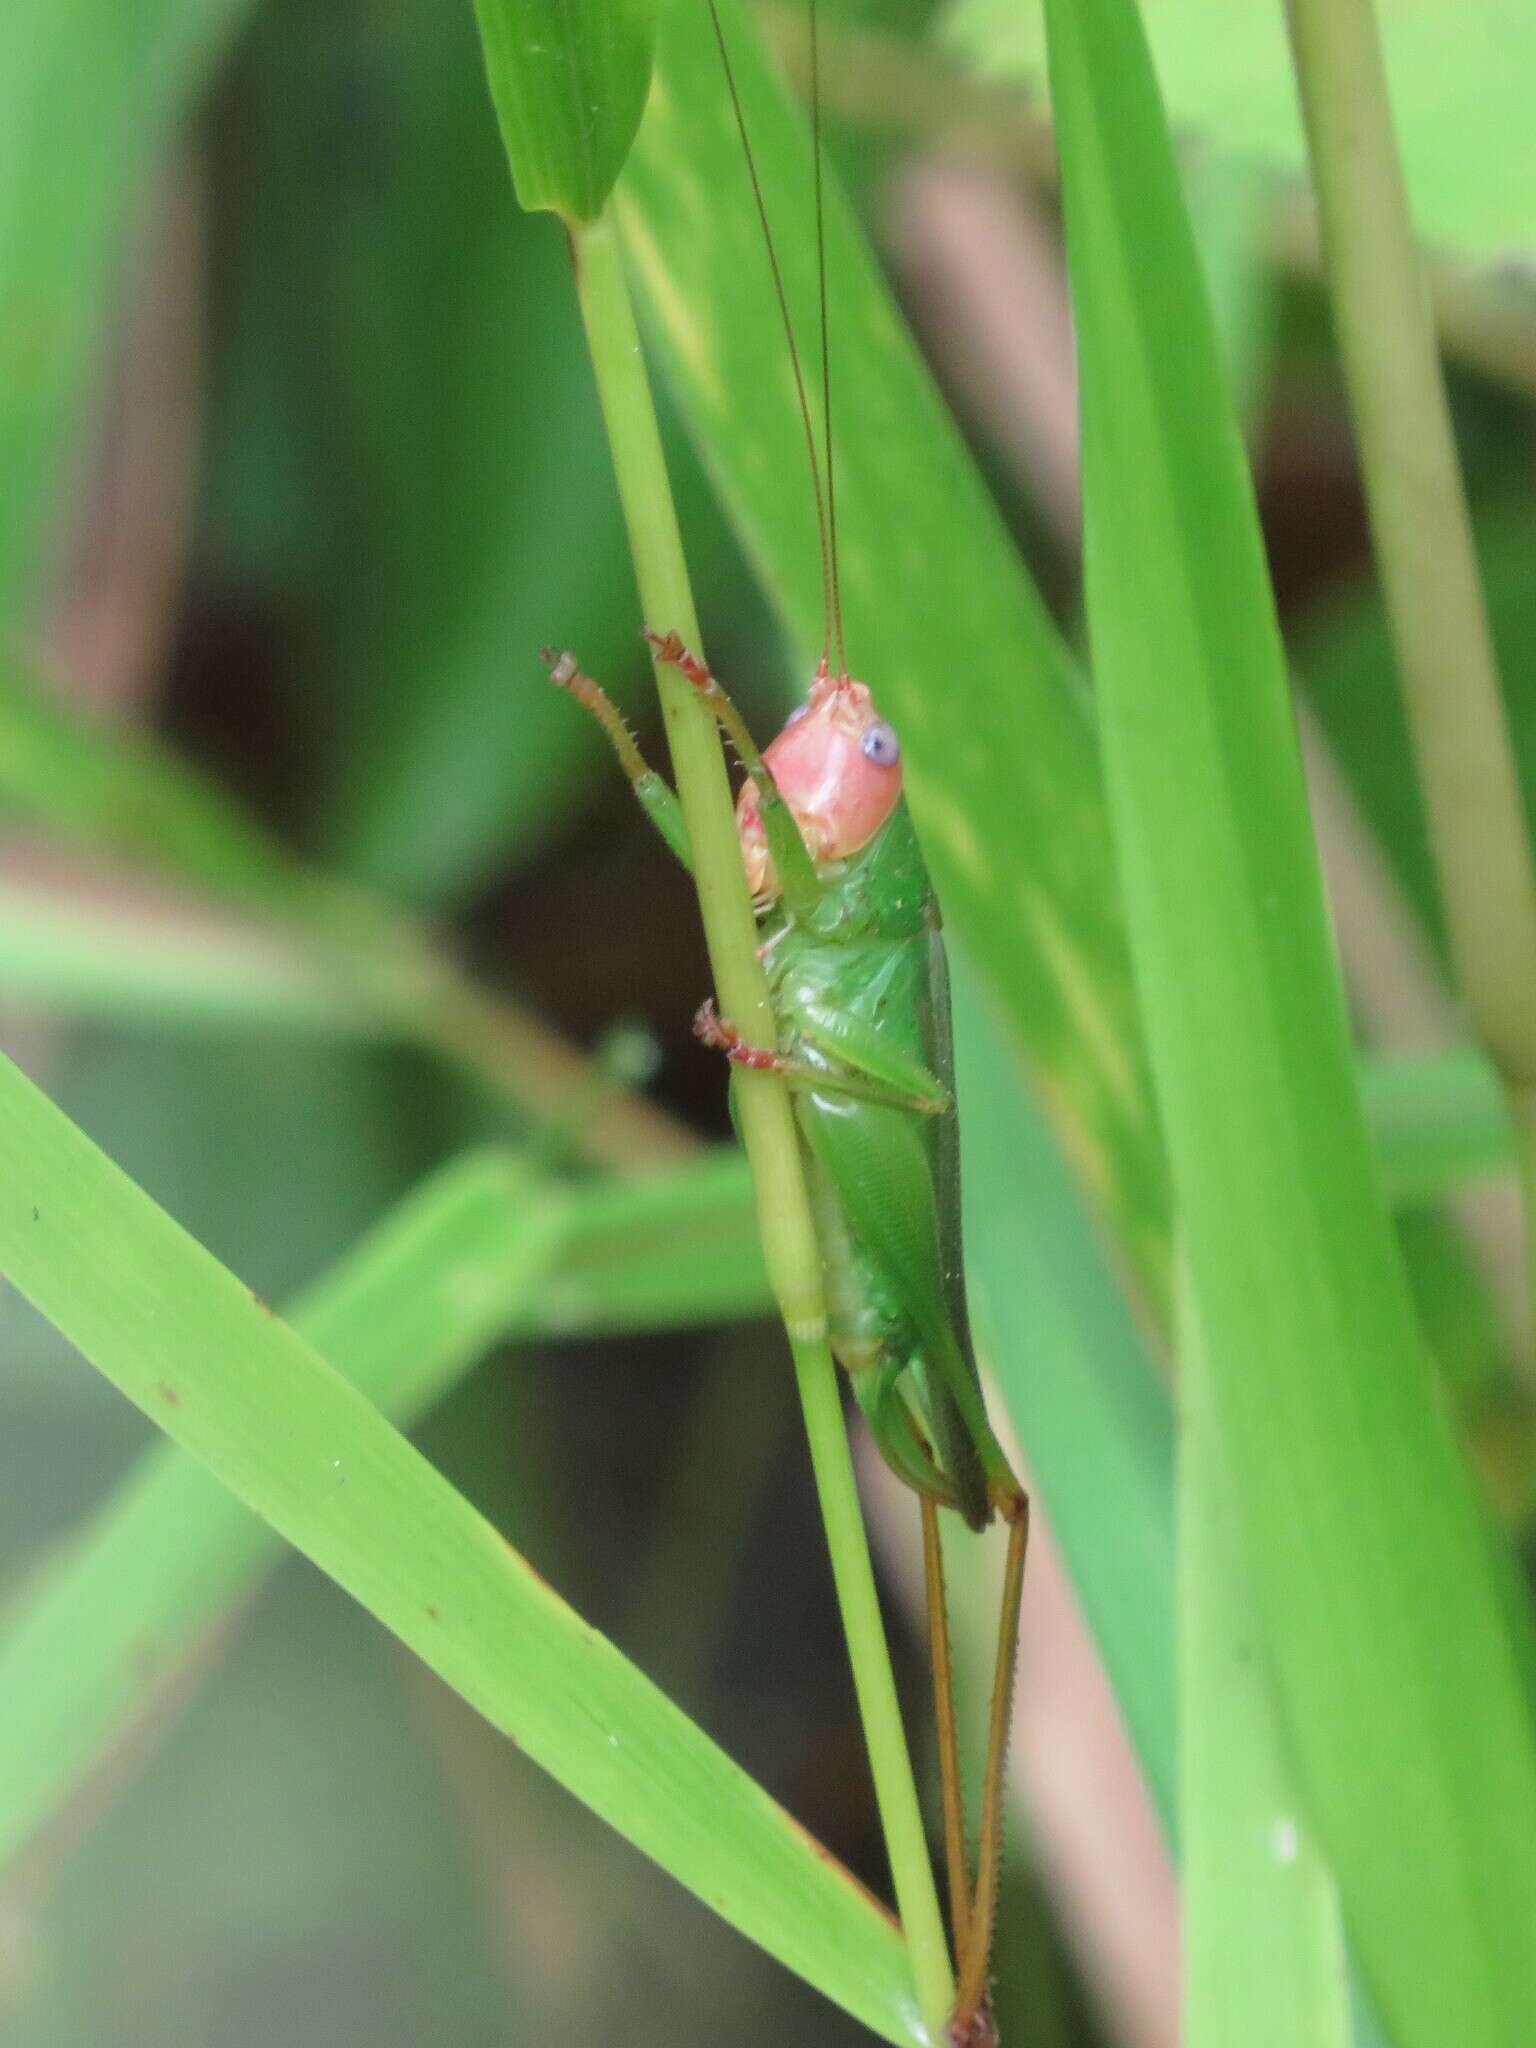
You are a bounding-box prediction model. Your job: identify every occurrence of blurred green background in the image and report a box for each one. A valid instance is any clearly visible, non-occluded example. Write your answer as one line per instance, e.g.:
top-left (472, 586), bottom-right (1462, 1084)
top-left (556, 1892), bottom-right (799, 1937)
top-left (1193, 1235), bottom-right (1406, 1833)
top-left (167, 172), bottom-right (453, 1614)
top-left (3, 1), bottom-right (1536, 2043)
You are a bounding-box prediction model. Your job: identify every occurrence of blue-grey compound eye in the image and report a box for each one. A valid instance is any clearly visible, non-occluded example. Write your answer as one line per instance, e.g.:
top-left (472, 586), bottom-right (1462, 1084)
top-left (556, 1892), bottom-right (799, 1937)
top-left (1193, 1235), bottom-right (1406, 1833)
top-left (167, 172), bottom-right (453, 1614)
top-left (861, 720), bottom-right (900, 767)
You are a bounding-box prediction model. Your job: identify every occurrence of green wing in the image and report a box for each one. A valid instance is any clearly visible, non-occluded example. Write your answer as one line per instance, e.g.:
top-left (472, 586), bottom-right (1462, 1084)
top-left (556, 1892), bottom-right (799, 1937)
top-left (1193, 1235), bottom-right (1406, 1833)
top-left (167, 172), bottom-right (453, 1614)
top-left (919, 920), bottom-right (985, 1402)
top-left (794, 1083), bottom-right (991, 1530)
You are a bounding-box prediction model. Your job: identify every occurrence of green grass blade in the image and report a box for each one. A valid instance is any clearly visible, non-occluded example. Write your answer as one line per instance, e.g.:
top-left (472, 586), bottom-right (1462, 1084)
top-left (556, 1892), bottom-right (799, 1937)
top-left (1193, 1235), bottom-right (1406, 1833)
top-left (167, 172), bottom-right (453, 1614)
top-left (472, 0), bottom-right (658, 225)
top-left (0, 1147), bottom-right (557, 1867)
top-left (951, 955), bottom-right (1176, 1831)
top-left (945, 0), bottom-right (1536, 267)
top-left (0, 1148), bottom-right (772, 1882)
top-left (0, 1054), bottom-right (921, 2043)
top-left (620, 0), bottom-right (1170, 1312)
top-left (1179, 1265), bottom-right (1351, 2048)
top-left (532, 1147), bottom-right (771, 1333)
top-left (0, 877), bottom-right (384, 1038)
top-left (1043, 1), bottom-right (1536, 2041)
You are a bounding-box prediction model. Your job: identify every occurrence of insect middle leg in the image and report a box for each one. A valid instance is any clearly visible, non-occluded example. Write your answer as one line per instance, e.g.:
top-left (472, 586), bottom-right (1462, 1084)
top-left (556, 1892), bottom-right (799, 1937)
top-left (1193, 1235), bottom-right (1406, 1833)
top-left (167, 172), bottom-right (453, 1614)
top-left (696, 995), bottom-right (953, 1118)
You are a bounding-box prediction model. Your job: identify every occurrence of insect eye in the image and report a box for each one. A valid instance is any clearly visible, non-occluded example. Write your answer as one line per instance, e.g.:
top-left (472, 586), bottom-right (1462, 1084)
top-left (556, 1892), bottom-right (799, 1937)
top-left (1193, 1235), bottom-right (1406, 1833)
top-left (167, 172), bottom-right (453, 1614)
top-left (861, 721), bottom-right (900, 767)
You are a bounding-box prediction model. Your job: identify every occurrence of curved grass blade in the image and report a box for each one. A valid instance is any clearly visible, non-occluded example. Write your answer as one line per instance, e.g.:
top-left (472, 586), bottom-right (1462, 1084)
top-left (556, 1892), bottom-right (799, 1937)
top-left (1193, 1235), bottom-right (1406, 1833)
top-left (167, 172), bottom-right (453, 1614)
top-left (0, 1052), bottom-right (922, 2044)
top-left (473, 0), bottom-right (659, 226)
top-left (1042, 0), bottom-right (1536, 2040)
top-left (0, 1147), bottom-right (773, 1884)
top-left (0, 1148), bottom-right (559, 1869)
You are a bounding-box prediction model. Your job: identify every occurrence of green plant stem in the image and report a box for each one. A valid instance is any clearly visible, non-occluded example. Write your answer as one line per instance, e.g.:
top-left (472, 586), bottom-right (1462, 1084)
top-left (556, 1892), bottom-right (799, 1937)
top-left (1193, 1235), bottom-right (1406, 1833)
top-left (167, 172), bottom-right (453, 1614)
top-left (568, 209), bottom-right (952, 2038)
top-left (1285, 0), bottom-right (1536, 1330)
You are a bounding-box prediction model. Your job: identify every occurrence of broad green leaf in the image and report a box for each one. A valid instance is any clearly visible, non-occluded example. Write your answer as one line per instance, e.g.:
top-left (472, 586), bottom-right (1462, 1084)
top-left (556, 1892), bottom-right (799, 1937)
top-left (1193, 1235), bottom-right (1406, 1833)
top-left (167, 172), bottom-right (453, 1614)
top-left (1179, 1267), bottom-right (1351, 2048)
top-left (946, 0), bottom-right (1536, 266)
top-left (1043, 0), bottom-right (1536, 2042)
top-left (0, 0), bottom-right (242, 617)
top-left (473, 0), bottom-right (659, 226)
top-left (0, 1054), bottom-right (921, 2042)
top-left (620, 0), bottom-right (1169, 1312)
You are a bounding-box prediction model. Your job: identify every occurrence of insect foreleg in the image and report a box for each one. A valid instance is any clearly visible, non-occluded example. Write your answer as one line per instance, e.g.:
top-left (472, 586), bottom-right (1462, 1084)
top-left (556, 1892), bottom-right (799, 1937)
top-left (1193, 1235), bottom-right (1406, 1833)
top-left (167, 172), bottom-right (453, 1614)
top-left (543, 648), bottom-right (692, 870)
top-left (645, 628), bottom-right (824, 919)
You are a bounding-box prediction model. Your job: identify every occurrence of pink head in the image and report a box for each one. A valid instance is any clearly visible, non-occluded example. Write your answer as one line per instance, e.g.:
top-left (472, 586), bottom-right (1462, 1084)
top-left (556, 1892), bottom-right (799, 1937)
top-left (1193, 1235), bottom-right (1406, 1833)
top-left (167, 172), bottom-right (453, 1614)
top-left (737, 667), bottom-right (903, 901)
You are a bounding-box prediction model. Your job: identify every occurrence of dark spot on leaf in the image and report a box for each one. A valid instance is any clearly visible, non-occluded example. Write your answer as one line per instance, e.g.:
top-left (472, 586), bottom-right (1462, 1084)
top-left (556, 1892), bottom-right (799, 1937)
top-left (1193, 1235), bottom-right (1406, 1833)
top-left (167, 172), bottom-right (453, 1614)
top-left (31, 1206), bottom-right (39, 1222)
top-left (156, 1381), bottom-right (181, 1406)
top-left (425, 1603), bottom-right (440, 1622)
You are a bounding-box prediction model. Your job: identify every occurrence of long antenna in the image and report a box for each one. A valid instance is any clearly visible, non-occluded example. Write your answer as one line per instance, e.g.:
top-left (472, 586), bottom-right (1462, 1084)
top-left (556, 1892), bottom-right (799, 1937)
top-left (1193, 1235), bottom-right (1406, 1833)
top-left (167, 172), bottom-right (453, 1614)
top-left (707, 0), bottom-right (838, 678)
top-left (808, 0), bottom-right (847, 679)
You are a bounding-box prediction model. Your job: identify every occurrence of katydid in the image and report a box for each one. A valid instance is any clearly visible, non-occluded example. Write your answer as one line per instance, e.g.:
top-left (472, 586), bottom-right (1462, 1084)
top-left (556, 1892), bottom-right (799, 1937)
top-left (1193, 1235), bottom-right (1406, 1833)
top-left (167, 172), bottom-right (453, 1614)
top-left (545, 7), bottom-right (1028, 2041)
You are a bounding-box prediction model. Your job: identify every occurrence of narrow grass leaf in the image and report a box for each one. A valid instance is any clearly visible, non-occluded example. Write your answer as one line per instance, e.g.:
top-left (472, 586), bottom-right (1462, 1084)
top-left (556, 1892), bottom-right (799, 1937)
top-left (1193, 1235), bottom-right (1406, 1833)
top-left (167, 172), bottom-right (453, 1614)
top-left (0, 877), bottom-right (380, 1038)
top-left (1179, 1265), bottom-right (1351, 2048)
top-left (0, 1055), bottom-right (921, 2043)
top-left (947, 0), bottom-right (1536, 267)
top-left (951, 953), bottom-right (1175, 1831)
top-left (533, 1146), bottom-right (770, 1333)
top-left (1043, 1), bottom-right (1536, 2041)
top-left (0, 1149), bottom-right (559, 1866)
top-left (472, 0), bottom-right (658, 225)
top-left (0, 1148), bottom-right (772, 1879)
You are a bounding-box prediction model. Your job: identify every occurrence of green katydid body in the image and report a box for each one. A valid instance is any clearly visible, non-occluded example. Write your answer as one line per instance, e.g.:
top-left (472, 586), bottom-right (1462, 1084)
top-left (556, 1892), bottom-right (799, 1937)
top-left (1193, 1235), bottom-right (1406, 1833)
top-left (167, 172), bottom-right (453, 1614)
top-left (546, 639), bottom-right (1023, 1538)
top-left (754, 795), bottom-right (1015, 1534)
